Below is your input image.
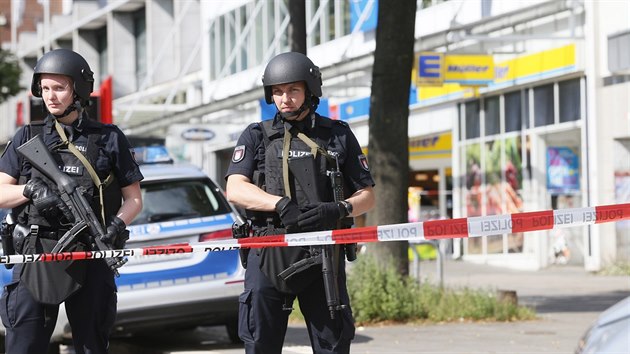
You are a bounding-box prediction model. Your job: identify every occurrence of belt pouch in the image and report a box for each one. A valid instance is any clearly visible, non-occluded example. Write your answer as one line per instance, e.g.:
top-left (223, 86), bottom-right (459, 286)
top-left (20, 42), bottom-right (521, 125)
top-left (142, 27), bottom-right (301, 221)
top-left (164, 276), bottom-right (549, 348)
top-left (20, 235), bottom-right (87, 305)
top-left (259, 245), bottom-right (320, 295)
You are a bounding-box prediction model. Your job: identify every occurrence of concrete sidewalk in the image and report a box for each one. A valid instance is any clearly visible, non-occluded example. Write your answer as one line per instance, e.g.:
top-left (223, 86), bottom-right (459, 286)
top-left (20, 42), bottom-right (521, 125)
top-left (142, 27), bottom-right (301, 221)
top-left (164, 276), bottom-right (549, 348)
top-left (282, 259), bottom-right (630, 353)
top-left (417, 259), bottom-right (629, 307)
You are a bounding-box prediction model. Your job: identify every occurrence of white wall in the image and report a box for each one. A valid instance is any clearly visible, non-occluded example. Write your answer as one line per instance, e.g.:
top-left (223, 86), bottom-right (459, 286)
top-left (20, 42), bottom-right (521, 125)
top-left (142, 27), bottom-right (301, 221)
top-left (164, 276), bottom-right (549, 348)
top-left (110, 11), bottom-right (137, 98)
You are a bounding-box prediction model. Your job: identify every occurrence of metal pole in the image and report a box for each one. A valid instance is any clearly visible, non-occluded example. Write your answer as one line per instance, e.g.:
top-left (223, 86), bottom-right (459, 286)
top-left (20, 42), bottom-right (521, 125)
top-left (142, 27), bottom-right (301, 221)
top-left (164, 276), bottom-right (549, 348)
top-left (410, 244), bottom-right (420, 283)
top-left (436, 240), bottom-right (443, 289)
top-left (410, 240), bottom-right (444, 288)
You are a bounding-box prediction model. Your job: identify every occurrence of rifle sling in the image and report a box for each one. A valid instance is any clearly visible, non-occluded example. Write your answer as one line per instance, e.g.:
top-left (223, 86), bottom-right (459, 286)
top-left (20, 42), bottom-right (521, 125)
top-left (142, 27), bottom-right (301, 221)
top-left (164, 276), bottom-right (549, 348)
top-left (54, 120), bottom-right (112, 225)
top-left (282, 126), bottom-right (334, 200)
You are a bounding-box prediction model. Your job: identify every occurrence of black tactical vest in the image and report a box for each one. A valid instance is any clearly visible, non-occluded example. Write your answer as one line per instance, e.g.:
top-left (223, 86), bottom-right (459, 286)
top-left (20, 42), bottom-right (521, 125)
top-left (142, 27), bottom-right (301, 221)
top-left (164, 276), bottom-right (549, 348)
top-left (263, 124), bottom-right (333, 207)
top-left (249, 116), bottom-right (337, 232)
top-left (15, 120), bottom-right (122, 304)
top-left (16, 122), bottom-right (122, 230)
top-left (253, 115), bottom-right (344, 294)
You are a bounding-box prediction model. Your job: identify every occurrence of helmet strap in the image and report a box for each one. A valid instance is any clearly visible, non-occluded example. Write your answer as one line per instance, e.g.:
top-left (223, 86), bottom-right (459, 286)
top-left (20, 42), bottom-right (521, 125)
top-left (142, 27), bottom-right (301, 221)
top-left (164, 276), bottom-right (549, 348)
top-left (278, 104), bottom-right (307, 120)
top-left (52, 99), bottom-right (83, 120)
top-left (277, 94), bottom-right (317, 121)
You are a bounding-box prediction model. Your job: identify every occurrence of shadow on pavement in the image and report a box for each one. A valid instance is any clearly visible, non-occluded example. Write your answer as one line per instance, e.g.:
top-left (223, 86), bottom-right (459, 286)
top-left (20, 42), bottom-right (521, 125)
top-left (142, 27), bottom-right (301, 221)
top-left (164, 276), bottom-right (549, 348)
top-left (109, 324), bottom-right (374, 353)
top-left (109, 325), bottom-right (242, 354)
top-left (283, 326), bottom-right (373, 347)
top-left (521, 290), bottom-right (630, 313)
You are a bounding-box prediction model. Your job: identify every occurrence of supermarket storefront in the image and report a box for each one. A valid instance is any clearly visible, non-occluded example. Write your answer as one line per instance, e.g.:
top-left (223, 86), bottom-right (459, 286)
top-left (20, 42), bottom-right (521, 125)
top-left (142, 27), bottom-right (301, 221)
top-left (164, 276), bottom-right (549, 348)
top-left (442, 44), bottom-right (586, 269)
top-left (199, 43), bottom-right (595, 270)
top-left (337, 44), bottom-right (587, 269)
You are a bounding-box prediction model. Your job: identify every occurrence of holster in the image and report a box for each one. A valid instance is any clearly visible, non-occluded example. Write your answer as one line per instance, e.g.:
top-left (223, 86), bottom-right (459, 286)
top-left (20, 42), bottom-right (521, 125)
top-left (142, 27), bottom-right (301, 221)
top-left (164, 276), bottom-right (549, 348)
top-left (1, 220), bottom-right (15, 269)
top-left (338, 218), bottom-right (358, 262)
top-left (232, 214), bottom-right (251, 269)
top-left (11, 224), bottom-right (29, 255)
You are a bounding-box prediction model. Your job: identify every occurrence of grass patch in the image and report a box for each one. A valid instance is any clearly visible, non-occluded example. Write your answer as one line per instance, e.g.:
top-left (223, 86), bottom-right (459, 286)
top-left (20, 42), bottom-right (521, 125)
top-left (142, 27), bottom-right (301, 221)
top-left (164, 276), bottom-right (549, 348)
top-left (597, 261), bottom-right (630, 276)
top-left (290, 255), bottom-right (536, 325)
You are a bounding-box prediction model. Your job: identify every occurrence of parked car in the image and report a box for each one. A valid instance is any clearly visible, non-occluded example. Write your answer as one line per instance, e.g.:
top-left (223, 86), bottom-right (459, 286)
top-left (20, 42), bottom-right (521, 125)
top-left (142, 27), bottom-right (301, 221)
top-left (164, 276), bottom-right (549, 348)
top-left (575, 296), bottom-right (630, 354)
top-left (0, 148), bottom-right (244, 350)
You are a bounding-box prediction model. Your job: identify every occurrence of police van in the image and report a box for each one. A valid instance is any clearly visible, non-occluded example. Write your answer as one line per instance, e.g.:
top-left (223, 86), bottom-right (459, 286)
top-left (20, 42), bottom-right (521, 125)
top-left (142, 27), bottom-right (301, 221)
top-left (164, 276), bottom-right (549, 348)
top-left (0, 146), bottom-right (244, 349)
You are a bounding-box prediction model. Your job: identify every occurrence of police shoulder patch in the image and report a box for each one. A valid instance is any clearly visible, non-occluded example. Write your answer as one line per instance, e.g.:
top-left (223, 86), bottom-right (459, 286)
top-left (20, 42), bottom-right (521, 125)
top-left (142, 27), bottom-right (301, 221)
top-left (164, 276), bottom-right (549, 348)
top-left (232, 145), bottom-right (246, 163)
top-left (358, 154), bottom-right (370, 171)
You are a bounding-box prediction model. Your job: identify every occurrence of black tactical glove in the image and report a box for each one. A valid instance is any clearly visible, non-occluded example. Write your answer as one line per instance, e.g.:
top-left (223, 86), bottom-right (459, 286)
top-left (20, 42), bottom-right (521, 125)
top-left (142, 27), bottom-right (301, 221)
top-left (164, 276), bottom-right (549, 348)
top-left (297, 202), bottom-right (345, 232)
top-left (275, 196), bottom-right (301, 233)
top-left (23, 177), bottom-right (74, 222)
top-left (101, 216), bottom-right (129, 249)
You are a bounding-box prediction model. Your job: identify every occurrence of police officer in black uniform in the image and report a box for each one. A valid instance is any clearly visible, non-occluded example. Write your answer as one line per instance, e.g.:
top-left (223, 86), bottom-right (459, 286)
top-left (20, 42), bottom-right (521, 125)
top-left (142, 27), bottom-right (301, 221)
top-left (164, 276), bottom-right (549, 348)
top-left (226, 52), bottom-right (375, 354)
top-left (0, 49), bottom-right (143, 354)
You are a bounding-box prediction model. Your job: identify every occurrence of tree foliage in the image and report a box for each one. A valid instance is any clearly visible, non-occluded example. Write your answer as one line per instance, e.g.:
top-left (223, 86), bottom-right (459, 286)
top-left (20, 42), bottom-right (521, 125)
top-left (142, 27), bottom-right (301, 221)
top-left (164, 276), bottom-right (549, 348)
top-left (367, 1), bottom-right (417, 275)
top-left (0, 49), bottom-right (22, 103)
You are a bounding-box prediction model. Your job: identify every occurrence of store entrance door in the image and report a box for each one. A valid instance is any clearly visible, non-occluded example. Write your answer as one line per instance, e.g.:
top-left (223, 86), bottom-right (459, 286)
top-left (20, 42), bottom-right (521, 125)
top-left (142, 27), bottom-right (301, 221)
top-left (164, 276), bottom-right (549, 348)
top-left (408, 168), bottom-right (453, 258)
top-left (408, 168), bottom-right (452, 222)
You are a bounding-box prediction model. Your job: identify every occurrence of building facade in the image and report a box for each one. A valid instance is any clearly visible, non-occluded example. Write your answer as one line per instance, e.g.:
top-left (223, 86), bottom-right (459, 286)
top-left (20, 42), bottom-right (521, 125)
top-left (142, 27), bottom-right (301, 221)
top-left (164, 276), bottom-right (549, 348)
top-left (0, 0), bottom-right (628, 271)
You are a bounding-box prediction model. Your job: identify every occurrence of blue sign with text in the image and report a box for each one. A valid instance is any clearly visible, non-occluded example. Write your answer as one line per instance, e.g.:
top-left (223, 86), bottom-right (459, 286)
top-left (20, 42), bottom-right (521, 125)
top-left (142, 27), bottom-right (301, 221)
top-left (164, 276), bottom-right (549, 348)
top-left (547, 147), bottom-right (580, 193)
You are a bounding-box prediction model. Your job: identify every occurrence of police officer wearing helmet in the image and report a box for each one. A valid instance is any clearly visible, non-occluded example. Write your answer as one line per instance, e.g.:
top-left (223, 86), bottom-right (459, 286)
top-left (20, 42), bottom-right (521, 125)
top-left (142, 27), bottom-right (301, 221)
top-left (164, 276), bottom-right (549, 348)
top-left (0, 49), bottom-right (143, 354)
top-left (226, 52), bottom-right (375, 353)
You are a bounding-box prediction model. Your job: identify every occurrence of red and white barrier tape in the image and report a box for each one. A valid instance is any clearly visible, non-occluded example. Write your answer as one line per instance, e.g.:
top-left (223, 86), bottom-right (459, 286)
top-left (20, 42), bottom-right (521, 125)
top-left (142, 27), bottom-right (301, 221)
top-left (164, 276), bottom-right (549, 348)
top-left (1, 203), bottom-right (629, 265)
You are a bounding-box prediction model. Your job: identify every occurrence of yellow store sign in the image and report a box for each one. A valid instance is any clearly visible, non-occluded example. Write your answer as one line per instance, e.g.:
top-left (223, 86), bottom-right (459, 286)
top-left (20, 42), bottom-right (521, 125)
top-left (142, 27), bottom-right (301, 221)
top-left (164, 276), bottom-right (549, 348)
top-left (493, 44), bottom-right (576, 87)
top-left (443, 55), bottom-right (494, 85)
top-left (409, 132), bottom-right (452, 160)
top-left (414, 44), bottom-right (577, 106)
top-left (361, 132), bottom-right (452, 160)
top-left (416, 53), bottom-right (494, 87)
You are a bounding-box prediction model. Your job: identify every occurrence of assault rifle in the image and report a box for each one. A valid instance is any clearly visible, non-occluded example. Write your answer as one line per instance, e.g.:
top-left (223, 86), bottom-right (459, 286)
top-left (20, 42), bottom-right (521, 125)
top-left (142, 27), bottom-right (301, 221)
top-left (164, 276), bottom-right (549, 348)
top-left (17, 135), bottom-right (127, 275)
top-left (329, 158), bottom-right (357, 262)
top-left (279, 155), bottom-right (347, 319)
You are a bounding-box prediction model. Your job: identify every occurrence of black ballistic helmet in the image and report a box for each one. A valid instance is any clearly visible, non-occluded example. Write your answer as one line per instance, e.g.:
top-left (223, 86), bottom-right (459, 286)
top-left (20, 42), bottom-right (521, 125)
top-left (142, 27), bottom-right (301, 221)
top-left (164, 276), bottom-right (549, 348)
top-left (31, 49), bottom-right (94, 106)
top-left (262, 52), bottom-right (322, 104)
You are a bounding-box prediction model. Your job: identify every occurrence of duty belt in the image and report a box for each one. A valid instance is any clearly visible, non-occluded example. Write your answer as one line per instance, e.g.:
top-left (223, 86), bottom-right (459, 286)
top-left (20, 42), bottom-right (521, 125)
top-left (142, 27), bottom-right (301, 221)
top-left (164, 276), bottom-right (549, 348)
top-left (30, 225), bottom-right (69, 241)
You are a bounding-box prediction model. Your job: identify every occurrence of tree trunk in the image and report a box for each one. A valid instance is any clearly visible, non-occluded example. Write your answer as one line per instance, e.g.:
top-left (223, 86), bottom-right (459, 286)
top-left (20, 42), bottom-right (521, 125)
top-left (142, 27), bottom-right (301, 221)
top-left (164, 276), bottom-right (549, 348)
top-left (367, 1), bottom-right (417, 276)
top-left (288, 0), bottom-right (307, 54)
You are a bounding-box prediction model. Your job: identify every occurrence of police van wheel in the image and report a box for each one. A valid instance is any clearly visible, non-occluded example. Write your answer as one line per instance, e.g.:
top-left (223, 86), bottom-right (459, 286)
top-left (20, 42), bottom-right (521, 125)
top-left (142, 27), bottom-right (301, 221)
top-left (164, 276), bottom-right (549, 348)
top-left (226, 319), bottom-right (242, 344)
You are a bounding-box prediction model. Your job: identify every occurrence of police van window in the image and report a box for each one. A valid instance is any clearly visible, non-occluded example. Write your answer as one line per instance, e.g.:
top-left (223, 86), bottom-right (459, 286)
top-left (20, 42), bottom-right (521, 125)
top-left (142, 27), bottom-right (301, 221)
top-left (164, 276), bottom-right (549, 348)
top-left (130, 179), bottom-right (229, 225)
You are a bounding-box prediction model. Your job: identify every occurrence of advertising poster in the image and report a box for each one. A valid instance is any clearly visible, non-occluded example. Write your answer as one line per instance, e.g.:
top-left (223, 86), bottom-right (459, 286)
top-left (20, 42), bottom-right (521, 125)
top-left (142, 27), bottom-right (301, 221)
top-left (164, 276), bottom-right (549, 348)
top-left (465, 143), bottom-right (482, 254)
top-left (465, 138), bottom-right (525, 254)
top-left (465, 143), bottom-right (482, 217)
top-left (503, 137), bottom-right (524, 214)
top-left (504, 137), bottom-right (524, 253)
top-left (547, 147), bottom-right (580, 193)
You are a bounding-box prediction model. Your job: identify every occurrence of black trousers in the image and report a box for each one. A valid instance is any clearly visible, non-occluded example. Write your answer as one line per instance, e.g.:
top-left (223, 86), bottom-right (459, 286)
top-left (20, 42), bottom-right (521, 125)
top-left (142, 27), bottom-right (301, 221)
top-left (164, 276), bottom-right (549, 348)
top-left (0, 260), bottom-right (117, 354)
top-left (238, 249), bottom-right (355, 354)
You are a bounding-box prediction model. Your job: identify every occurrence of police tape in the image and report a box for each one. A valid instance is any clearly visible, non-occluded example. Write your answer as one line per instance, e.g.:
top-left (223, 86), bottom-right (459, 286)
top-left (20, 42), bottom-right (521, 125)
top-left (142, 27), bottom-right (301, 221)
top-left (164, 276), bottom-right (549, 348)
top-left (1, 202), bottom-right (629, 265)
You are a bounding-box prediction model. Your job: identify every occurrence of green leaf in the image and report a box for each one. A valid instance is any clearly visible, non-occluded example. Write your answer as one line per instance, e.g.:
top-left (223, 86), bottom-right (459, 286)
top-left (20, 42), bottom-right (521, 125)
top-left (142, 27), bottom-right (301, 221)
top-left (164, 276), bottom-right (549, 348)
top-left (0, 49), bottom-right (23, 103)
